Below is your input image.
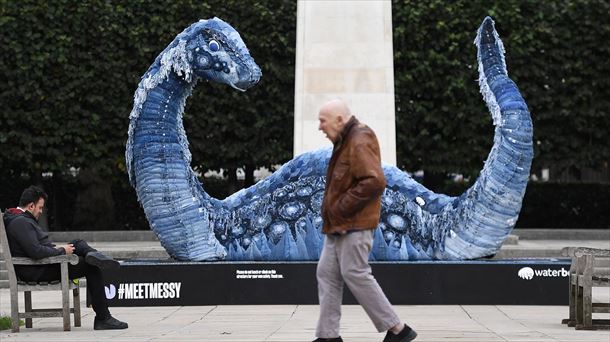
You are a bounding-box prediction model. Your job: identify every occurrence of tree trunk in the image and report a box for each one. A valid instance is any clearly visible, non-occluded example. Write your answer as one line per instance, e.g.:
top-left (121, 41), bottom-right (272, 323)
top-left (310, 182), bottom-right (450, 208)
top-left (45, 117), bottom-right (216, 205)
top-left (423, 170), bottom-right (446, 193)
top-left (244, 164), bottom-right (255, 187)
top-left (226, 167), bottom-right (239, 195)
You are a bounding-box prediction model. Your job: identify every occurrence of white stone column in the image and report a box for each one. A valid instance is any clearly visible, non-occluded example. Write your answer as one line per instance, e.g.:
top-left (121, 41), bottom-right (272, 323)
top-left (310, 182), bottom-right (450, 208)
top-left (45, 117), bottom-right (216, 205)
top-left (293, 0), bottom-right (396, 165)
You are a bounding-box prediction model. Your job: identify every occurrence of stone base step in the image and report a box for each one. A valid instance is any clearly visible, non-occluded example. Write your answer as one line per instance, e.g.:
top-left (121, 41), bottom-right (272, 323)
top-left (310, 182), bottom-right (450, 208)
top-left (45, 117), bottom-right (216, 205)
top-left (512, 228), bottom-right (610, 240)
top-left (44, 228), bottom-right (610, 242)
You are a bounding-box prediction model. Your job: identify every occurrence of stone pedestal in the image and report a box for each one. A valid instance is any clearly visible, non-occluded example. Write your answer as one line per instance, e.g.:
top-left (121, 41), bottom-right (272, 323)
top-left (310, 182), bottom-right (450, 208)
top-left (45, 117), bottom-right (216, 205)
top-left (293, 0), bottom-right (396, 165)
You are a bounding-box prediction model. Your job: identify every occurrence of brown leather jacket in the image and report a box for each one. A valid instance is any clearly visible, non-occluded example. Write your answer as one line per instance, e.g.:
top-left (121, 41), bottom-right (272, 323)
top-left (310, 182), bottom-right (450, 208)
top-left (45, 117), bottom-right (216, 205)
top-left (321, 116), bottom-right (386, 234)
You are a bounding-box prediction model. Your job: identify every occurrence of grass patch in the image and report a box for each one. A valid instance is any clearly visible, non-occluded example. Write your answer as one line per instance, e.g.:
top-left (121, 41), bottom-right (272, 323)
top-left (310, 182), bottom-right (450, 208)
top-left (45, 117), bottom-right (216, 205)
top-left (0, 315), bottom-right (23, 330)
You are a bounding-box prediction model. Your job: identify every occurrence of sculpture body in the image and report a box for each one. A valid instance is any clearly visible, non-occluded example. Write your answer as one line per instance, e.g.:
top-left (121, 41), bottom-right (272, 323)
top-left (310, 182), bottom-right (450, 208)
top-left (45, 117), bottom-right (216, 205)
top-left (126, 17), bottom-right (533, 261)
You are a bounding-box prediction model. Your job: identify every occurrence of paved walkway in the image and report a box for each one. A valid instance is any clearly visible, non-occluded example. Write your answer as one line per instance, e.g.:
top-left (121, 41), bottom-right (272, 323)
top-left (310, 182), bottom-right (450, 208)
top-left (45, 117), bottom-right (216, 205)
top-left (1, 288), bottom-right (609, 341)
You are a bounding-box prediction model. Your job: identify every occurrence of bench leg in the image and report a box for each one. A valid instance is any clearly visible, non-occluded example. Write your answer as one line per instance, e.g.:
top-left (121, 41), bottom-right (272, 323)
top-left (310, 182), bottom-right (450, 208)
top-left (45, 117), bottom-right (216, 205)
top-left (73, 286), bottom-right (81, 327)
top-left (576, 255), bottom-right (595, 330)
top-left (573, 283), bottom-right (583, 327)
top-left (563, 278), bottom-right (577, 325)
top-left (10, 284), bottom-right (19, 332)
top-left (24, 291), bottom-right (32, 328)
top-left (576, 282), bottom-right (594, 330)
top-left (61, 264), bottom-right (71, 331)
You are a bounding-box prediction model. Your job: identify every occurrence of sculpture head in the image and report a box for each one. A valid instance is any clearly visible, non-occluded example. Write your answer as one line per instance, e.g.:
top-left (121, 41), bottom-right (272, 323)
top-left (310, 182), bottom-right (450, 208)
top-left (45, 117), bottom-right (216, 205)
top-left (155, 17), bottom-right (262, 91)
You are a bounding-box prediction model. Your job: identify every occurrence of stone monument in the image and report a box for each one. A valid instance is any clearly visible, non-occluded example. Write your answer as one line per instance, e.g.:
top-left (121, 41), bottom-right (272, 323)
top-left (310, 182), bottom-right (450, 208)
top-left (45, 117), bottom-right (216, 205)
top-left (293, 0), bottom-right (397, 165)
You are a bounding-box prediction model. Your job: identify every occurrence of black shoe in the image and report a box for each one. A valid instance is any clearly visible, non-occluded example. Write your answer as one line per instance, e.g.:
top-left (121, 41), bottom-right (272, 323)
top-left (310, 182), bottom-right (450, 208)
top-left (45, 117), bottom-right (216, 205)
top-left (312, 337), bottom-right (343, 342)
top-left (85, 251), bottom-right (120, 270)
top-left (93, 316), bottom-right (128, 330)
top-left (384, 324), bottom-right (417, 342)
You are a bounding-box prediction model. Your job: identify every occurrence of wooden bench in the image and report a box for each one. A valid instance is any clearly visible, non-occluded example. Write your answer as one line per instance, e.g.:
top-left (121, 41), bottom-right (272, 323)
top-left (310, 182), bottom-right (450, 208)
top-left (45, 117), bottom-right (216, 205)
top-left (561, 246), bottom-right (610, 330)
top-left (0, 211), bottom-right (81, 332)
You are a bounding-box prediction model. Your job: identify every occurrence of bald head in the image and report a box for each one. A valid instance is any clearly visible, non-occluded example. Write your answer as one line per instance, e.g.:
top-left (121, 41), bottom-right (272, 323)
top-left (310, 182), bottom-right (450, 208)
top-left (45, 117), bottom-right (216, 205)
top-left (318, 99), bottom-right (353, 143)
top-left (319, 99), bottom-right (352, 120)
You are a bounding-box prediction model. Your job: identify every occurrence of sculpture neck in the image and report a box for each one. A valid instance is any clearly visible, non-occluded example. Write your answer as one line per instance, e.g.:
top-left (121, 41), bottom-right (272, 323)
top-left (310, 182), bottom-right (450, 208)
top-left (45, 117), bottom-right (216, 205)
top-left (142, 72), bottom-right (192, 124)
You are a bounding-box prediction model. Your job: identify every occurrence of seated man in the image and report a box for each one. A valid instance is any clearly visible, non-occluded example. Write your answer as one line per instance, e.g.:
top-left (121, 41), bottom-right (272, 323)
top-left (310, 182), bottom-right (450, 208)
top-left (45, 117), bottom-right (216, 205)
top-left (3, 185), bottom-right (128, 330)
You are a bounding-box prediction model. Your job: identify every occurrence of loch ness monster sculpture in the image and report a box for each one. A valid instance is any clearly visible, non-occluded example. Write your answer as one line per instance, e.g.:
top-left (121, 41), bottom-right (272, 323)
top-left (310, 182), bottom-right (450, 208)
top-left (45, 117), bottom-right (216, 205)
top-left (125, 17), bottom-right (533, 261)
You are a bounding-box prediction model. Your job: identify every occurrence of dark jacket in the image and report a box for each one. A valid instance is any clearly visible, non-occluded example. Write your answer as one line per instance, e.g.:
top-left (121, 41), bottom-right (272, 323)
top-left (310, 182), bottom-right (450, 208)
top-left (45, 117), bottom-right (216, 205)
top-left (321, 116), bottom-right (386, 234)
top-left (4, 208), bottom-right (66, 260)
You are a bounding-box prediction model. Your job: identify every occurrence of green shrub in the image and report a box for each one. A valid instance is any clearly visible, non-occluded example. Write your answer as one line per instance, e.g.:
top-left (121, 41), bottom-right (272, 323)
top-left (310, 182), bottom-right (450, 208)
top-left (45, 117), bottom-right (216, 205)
top-left (0, 316), bottom-right (23, 331)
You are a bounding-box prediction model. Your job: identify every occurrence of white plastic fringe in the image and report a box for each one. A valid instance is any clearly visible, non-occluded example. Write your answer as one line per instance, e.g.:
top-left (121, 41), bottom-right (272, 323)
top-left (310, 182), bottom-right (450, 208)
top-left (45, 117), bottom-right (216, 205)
top-left (125, 39), bottom-right (196, 184)
top-left (474, 18), bottom-right (507, 127)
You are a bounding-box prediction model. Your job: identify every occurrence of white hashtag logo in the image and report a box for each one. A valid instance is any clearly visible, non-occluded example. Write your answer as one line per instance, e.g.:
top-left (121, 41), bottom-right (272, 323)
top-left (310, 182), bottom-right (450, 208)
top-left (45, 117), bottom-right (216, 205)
top-left (104, 284), bottom-right (116, 299)
top-left (118, 283), bottom-right (125, 299)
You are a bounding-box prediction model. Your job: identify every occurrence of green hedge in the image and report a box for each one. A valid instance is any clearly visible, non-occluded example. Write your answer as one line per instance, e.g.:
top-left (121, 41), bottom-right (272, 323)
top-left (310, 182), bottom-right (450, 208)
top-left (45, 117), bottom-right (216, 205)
top-left (392, 0), bottom-right (610, 178)
top-left (0, 0), bottom-right (296, 229)
top-left (2, 1), bottom-right (608, 230)
top-left (1, 0), bottom-right (296, 181)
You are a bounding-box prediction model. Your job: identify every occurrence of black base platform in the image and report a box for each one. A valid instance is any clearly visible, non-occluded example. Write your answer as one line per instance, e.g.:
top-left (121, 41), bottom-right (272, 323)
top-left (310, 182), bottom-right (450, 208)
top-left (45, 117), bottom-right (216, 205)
top-left (97, 259), bottom-right (570, 306)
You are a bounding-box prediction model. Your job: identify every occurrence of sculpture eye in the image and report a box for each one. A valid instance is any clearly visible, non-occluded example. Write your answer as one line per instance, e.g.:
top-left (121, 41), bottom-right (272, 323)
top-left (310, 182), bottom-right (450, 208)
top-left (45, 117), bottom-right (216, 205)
top-left (208, 40), bottom-right (220, 52)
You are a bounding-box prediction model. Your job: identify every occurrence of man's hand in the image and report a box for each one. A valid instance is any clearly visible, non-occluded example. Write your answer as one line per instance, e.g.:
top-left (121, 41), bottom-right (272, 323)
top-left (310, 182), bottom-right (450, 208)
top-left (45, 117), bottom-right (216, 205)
top-left (58, 244), bottom-right (75, 255)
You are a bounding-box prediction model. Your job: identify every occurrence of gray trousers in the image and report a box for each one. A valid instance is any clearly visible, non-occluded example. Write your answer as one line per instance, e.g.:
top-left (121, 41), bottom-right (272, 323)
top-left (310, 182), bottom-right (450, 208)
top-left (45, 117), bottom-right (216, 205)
top-left (315, 230), bottom-right (401, 338)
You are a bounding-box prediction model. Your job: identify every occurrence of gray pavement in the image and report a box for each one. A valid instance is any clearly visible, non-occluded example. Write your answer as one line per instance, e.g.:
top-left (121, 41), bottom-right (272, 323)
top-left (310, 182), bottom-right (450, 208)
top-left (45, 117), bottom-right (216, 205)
top-left (1, 288), bottom-right (609, 341)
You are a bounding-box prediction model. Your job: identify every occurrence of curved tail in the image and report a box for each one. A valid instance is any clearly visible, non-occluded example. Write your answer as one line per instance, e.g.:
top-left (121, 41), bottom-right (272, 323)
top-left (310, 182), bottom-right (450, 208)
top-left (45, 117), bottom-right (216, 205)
top-left (440, 17), bottom-right (534, 259)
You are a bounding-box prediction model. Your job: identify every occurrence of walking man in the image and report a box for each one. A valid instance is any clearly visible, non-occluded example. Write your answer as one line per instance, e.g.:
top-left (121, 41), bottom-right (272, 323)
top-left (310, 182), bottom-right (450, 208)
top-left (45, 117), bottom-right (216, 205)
top-left (314, 99), bottom-right (417, 342)
top-left (3, 185), bottom-right (128, 330)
